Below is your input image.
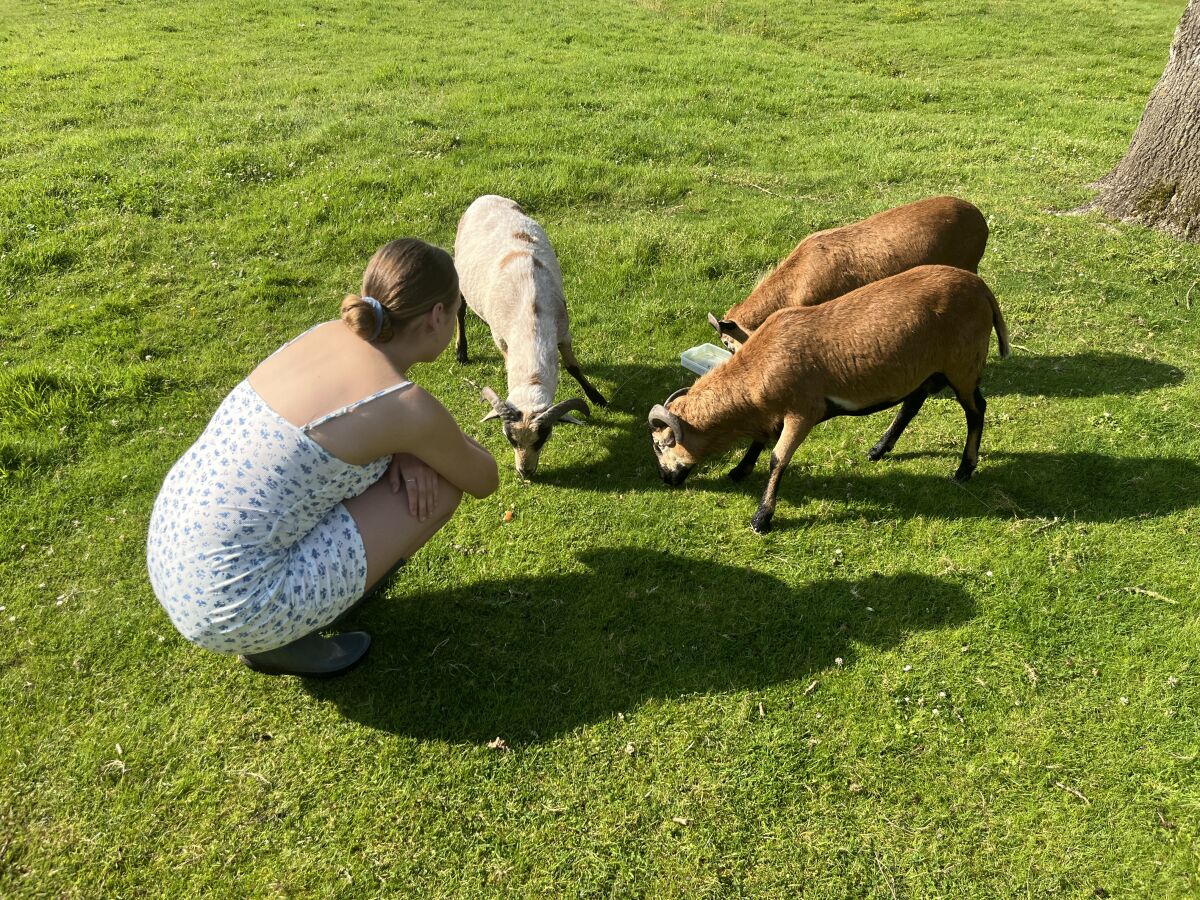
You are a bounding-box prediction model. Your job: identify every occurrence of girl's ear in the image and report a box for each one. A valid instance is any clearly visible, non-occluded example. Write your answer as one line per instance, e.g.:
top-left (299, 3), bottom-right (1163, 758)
top-left (427, 302), bottom-right (446, 330)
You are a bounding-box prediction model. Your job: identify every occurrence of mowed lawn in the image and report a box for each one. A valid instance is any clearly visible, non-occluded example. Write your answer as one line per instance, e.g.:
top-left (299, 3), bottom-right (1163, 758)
top-left (2, 0), bottom-right (1198, 895)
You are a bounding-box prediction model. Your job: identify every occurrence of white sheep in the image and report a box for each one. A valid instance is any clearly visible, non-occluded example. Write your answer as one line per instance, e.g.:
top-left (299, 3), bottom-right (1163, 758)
top-left (454, 194), bottom-right (608, 477)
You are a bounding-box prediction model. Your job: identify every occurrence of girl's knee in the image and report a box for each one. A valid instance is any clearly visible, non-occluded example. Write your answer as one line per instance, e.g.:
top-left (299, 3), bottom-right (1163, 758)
top-left (434, 479), bottom-right (463, 523)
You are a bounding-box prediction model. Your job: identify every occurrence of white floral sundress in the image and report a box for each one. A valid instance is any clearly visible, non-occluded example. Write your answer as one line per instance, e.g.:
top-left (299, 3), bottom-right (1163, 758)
top-left (147, 347), bottom-right (412, 654)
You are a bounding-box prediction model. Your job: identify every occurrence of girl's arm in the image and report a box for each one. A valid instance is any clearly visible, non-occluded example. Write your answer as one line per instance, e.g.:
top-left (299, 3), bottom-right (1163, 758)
top-left (394, 392), bottom-right (499, 499)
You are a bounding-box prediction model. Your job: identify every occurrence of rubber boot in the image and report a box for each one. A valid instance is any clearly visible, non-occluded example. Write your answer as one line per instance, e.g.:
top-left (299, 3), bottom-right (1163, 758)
top-left (239, 630), bottom-right (371, 677)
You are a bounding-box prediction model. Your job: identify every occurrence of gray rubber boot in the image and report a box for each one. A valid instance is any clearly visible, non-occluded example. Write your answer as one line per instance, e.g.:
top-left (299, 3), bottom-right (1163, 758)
top-left (239, 630), bottom-right (371, 677)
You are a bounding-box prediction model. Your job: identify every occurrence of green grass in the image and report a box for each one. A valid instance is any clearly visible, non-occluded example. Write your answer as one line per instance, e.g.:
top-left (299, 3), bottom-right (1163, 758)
top-left (2, 0), bottom-right (1199, 895)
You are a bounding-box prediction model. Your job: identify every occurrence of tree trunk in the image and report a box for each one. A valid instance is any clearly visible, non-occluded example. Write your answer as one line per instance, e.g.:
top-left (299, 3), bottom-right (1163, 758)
top-left (1087, 0), bottom-right (1200, 241)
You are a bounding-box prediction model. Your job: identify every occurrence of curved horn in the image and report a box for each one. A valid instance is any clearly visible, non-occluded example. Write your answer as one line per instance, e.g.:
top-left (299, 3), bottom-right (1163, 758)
top-left (665, 387), bottom-right (689, 405)
top-left (707, 312), bottom-right (722, 332)
top-left (648, 403), bottom-right (684, 446)
top-left (481, 387), bottom-right (516, 423)
top-left (534, 397), bottom-right (591, 428)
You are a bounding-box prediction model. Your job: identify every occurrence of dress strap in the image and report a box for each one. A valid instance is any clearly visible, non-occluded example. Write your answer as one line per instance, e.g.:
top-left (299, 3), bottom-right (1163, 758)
top-left (301, 380), bottom-right (415, 433)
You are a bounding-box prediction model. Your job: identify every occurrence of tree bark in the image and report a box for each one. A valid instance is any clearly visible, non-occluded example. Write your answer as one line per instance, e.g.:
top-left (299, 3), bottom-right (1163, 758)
top-left (1087, 0), bottom-right (1200, 241)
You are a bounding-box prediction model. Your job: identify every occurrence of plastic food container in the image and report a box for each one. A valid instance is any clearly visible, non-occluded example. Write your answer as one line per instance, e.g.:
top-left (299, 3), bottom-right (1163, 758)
top-left (680, 342), bottom-right (733, 376)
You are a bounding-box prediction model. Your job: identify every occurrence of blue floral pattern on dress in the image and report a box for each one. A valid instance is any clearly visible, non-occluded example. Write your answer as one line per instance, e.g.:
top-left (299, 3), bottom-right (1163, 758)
top-left (147, 377), bottom-right (406, 655)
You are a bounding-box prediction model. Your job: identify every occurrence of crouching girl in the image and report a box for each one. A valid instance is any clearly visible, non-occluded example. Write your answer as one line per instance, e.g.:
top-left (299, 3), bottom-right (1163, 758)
top-left (148, 239), bottom-right (499, 676)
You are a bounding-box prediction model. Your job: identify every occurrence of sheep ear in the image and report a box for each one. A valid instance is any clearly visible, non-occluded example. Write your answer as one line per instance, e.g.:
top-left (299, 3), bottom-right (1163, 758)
top-left (648, 404), bottom-right (683, 447)
top-left (717, 319), bottom-right (749, 343)
top-left (481, 387), bottom-right (513, 423)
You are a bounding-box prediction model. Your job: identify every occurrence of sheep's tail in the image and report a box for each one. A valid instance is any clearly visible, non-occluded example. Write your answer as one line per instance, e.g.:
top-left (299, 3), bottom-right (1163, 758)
top-left (983, 282), bottom-right (1010, 358)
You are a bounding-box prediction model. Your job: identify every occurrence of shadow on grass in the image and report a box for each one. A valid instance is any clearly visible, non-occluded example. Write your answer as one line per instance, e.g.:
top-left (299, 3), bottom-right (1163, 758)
top-left (984, 351), bottom-right (1185, 398)
top-left (685, 450), bottom-right (1200, 527)
top-left (303, 548), bottom-right (974, 743)
top-left (515, 359), bottom-right (685, 487)
top-left (533, 351), bottom-right (1187, 490)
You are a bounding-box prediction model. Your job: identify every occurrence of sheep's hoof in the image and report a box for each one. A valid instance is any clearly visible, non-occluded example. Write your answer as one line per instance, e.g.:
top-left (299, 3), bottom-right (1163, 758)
top-left (867, 444), bottom-right (888, 462)
top-left (728, 466), bottom-right (751, 483)
top-left (750, 512), bottom-right (773, 534)
top-left (953, 463), bottom-right (976, 482)
top-left (456, 351), bottom-right (469, 365)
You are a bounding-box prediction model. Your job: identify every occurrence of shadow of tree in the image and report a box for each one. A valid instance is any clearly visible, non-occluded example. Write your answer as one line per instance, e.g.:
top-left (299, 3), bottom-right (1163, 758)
top-left (984, 351), bottom-right (1185, 397)
top-left (303, 549), bottom-right (974, 743)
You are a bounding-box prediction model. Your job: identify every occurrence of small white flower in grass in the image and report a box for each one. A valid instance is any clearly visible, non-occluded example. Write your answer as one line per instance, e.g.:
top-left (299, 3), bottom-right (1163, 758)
top-left (1119, 697), bottom-right (1129, 706)
top-left (835, 657), bottom-right (844, 667)
top-left (903, 665), bottom-right (912, 672)
top-left (932, 708), bottom-right (940, 716)
top-left (866, 606), bottom-right (875, 613)
top-left (625, 742), bottom-right (636, 756)
top-left (1167, 676), bottom-right (1179, 687)
top-left (938, 691), bottom-right (947, 699)
top-left (986, 571), bottom-right (994, 578)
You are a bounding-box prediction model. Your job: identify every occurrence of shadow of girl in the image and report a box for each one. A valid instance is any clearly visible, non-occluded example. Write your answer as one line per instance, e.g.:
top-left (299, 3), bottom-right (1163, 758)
top-left (302, 547), bottom-right (975, 743)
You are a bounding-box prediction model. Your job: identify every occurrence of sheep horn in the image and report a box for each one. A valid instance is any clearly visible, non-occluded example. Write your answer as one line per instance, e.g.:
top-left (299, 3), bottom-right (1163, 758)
top-left (481, 387), bottom-right (517, 423)
top-left (534, 397), bottom-right (590, 428)
top-left (648, 404), bottom-right (684, 446)
top-left (665, 387), bottom-right (689, 405)
top-left (707, 312), bottom-right (722, 332)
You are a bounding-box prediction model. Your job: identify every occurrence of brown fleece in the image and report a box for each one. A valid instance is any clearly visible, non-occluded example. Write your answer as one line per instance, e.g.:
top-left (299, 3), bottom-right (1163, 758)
top-left (676, 265), bottom-right (1008, 456)
top-left (722, 196), bottom-right (989, 335)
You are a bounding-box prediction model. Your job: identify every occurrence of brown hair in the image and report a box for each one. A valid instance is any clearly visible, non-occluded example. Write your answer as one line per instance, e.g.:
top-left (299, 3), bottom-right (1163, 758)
top-left (340, 238), bottom-right (459, 343)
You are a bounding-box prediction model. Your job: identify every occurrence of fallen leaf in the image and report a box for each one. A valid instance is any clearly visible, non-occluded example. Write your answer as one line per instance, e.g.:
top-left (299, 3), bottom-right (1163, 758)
top-left (487, 737), bottom-right (510, 752)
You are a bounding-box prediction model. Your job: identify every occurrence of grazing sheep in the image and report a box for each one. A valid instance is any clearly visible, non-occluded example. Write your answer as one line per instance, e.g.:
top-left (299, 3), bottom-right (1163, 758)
top-left (708, 196), bottom-right (989, 350)
top-left (454, 194), bottom-right (608, 478)
top-left (653, 265), bottom-right (1010, 534)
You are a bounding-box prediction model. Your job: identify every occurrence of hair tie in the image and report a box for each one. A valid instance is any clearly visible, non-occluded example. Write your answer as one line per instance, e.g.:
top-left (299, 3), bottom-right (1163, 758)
top-left (362, 296), bottom-right (386, 342)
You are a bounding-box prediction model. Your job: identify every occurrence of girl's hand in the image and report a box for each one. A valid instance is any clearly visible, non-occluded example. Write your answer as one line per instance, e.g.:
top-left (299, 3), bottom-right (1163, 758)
top-left (389, 453), bottom-right (439, 522)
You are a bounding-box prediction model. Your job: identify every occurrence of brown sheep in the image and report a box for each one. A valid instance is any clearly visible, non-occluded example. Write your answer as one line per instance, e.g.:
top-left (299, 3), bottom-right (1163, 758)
top-left (653, 265), bottom-right (1010, 534)
top-left (708, 196), bottom-right (989, 350)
